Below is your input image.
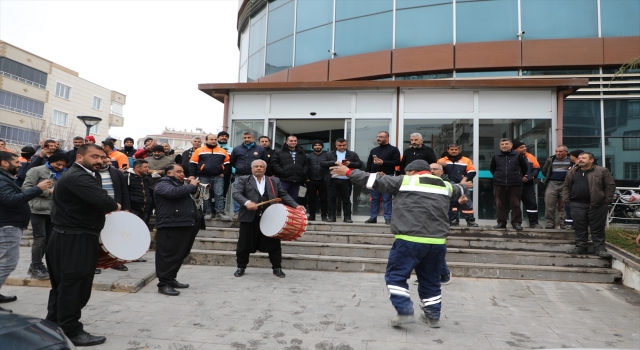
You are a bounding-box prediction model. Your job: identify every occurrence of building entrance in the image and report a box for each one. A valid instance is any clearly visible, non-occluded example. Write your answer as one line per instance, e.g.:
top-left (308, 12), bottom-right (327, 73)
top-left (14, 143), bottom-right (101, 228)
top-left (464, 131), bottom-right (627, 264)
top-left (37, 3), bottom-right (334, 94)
top-left (269, 119), bottom-right (345, 152)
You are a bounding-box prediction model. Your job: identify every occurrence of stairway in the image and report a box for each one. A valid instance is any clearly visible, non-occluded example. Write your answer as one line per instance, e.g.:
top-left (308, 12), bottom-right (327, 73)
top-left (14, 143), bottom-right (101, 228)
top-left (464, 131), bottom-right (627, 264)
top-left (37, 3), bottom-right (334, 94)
top-left (184, 221), bottom-right (621, 283)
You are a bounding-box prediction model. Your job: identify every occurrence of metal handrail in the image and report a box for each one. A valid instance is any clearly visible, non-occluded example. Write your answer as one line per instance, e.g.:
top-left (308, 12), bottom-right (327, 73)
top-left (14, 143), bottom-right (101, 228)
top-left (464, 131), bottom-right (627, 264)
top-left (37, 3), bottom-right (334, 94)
top-left (0, 104), bottom-right (43, 118)
top-left (0, 70), bottom-right (46, 89)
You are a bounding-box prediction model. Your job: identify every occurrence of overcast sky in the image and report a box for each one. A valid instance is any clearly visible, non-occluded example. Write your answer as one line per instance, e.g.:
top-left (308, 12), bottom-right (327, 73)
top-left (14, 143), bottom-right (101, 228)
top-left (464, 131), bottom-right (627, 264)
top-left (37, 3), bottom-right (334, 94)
top-left (0, 0), bottom-right (239, 141)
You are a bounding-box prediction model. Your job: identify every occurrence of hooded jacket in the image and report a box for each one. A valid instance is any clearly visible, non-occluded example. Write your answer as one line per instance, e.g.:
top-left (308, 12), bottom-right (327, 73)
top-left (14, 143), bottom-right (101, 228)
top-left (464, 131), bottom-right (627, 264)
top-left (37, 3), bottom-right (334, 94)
top-left (271, 144), bottom-right (308, 183)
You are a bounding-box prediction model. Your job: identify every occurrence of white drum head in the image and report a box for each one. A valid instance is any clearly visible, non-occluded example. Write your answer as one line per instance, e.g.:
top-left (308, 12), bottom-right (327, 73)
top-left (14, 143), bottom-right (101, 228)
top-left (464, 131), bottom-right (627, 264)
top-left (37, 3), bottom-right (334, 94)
top-left (100, 211), bottom-right (150, 260)
top-left (260, 204), bottom-right (288, 237)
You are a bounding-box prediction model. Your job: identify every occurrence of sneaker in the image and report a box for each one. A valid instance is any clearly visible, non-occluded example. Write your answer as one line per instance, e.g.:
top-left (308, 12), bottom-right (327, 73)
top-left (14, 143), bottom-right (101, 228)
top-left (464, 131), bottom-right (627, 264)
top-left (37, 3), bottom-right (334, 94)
top-left (420, 313), bottom-right (440, 328)
top-left (545, 223), bottom-right (555, 229)
top-left (216, 213), bottom-right (231, 220)
top-left (30, 265), bottom-right (50, 280)
top-left (594, 249), bottom-right (612, 258)
top-left (440, 272), bottom-right (451, 285)
top-left (530, 223), bottom-right (543, 229)
top-left (566, 247), bottom-right (588, 255)
top-left (204, 213), bottom-right (212, 220)
top-left (390, 314), bottom-right (415, 327)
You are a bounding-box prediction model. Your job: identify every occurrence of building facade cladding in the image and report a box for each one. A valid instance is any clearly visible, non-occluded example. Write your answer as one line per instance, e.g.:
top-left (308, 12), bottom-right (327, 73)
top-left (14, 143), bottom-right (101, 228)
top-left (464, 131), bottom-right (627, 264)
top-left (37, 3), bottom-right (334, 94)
top-left (0, 41), bottom-right (126, 151)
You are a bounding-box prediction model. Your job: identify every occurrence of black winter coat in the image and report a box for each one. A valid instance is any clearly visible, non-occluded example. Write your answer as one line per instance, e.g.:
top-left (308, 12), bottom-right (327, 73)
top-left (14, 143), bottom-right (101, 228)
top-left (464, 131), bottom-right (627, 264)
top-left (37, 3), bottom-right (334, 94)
top-left (124, 170), bottom-right (152, 212)
top-left (100, 166), bottom-right (131, 211)
top-left (230, 143), bottom-right (269, 176)
top-left (399, 146), bottom-right (437, 174)
top-left (271, 145), bottom-right (308, 183)
top-left (264, 147), bottom-right (276, 176)
top-left (153, 176), bottom-right (200, 228)
top-left (0, 169), bottom-right (42, 228)
top-left (180, 148), bottom-right (197, 178)
top-left (306, 151), bottom-right (330, 181)
top-left (51, 164), bottom-right (119, 234)
top-left (321, 150), bottom-right (363, 183)
top-left (489, 151), bottom-right (528, 187)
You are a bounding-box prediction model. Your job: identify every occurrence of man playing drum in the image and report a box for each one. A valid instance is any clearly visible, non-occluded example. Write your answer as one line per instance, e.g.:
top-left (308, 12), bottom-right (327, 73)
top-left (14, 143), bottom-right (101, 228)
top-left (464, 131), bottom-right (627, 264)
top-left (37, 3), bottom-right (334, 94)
top-left (232, 159), bottom-right (304, 278)
top-left (47, 144), bottom-right (120, 347)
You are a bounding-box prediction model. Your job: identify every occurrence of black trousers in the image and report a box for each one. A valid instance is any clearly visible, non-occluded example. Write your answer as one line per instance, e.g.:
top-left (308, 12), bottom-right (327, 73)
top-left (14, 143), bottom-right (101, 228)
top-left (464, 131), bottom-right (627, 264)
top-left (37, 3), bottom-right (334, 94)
top-left (306, 179), bottom-right (328, 217)
top-left (155, 226), bottom-right (199, 287)
top-left (521, 184), bottom-right (539, 225)
top-left (327, 178), bottom-right (352, 218)
top-left (237, 216), bottom-right (282, 269)
top-left (493, 185), bottom-right (523, 225)
top-left (45, 229), bottom-right (99, 338)
top-left (31, 214), bottom-right (53, 266)
top-left (570, 202), bottom-right (607, 250)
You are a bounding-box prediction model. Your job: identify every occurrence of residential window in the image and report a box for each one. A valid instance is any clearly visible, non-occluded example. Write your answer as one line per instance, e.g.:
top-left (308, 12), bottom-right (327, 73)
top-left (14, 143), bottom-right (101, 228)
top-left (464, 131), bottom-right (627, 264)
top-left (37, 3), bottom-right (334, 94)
top-left (90, 123), bottom-right (100, 134)
top-left (55, 82), bottom-right (71, 99)
top-left (623, 131), bottom-right (640, 150)
top-left (52, 110), bottom-right (68, 126)
top-left (0, 124), bottom-right (40, 146)
top-left (0, 57), bottom-right (48, 88)
top-left (111, 102), bottom-right (123, 116)
top-left (0, 90), bottom-right (44, 118)
top-left (93, 96), bottom-right (102, 110)
top-left (624, 163), bottom-right (640, 180)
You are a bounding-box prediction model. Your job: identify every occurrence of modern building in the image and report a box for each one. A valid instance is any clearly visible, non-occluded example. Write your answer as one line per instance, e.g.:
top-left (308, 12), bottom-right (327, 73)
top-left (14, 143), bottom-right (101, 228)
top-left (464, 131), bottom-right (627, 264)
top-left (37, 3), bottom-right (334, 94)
top-left (199, 0), bottom-right (640, 221)
top-left (0, 40), bottom-right (126, 151)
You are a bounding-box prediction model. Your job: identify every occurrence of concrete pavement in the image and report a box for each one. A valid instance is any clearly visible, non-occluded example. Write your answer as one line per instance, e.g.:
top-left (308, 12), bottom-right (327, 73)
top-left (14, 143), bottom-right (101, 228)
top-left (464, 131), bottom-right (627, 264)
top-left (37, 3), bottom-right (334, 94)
top-left (2, 265), bottom-right (639, 349)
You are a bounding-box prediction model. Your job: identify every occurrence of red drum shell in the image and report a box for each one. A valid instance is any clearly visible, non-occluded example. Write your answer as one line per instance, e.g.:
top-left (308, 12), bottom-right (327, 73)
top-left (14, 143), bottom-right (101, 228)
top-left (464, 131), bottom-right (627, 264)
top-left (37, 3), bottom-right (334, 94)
top-left (259, 204), bottom-right (308, 241)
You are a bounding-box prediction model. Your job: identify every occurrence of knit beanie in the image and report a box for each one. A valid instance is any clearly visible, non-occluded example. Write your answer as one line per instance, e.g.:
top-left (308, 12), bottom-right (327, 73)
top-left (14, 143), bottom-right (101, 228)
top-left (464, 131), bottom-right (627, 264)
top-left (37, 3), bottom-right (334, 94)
top-left (312, 139), bottom-right (323, 147)
top-left (569, 149), bottom-right (584, 158)
top-left (512, 140), bottom-right (525, 149)
top-left (405, 160), bottom-right (431, 172)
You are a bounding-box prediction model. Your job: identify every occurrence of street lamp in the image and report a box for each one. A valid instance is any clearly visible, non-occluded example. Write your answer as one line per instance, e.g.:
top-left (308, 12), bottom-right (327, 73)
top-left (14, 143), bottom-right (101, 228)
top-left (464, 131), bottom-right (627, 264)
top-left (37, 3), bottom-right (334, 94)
top-left (76, 116), bottom-right (102, 137)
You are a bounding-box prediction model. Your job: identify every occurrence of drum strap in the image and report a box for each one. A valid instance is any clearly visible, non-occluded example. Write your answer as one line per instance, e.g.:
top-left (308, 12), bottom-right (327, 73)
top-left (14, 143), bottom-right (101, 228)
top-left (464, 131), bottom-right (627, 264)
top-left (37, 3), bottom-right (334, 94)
top-left (267, 176), bottom-right (276, 199)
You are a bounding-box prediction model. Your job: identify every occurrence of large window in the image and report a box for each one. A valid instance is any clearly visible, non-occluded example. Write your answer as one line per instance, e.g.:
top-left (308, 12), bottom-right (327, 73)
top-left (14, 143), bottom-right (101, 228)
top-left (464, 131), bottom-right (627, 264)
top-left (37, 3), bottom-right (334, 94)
top-left (335, 8), bottom-right (393, 57)
top-left (51, 109), bottom-right (68, 126)
top-left (265, 0), bottom-right (294, 75)
top-left (92, 96), bottom-right (102, 110)
top-left (239, 26), bottom-right (249, 82)
top-left (601, 0), bottom-right (640, 37)
top-left (396, 0), bottom-right (453, 48)
top-left (55, 82), bottom-right (71, 99)
top-left (295, 24), bottom-right (332, 66)
top-left (477, 119), bottom-right (551, 221)
top-left (456, 0), bottom-right (518, 43)
top-left (0, 124), bottom-right (40, 146)
top-left (0, 90), bottom-right (44, 118)
top-left (266, 36), bottom-right (293, 75)
top-left (521, 0), bottom-right (597, 39)
top-left (89, 123), bottom-right (100, 135)
top-left (248, 6), bottom-right (267, 81)
top-left (603, 100), bottom-right (640, 181)
top-left (0, 57), bottom-right (48, 88)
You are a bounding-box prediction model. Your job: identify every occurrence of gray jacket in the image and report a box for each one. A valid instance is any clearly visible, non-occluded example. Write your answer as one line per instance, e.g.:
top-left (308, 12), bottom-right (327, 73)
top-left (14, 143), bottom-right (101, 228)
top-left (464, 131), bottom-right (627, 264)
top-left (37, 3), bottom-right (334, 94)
top-left (349, 170), bottom-right (464, 242)
top-left (21, 165), bottom-right (59, 215)
top-left (232, 175), bottom-right (298, 223)
top-left (146, 155), bottom-right (175, 189)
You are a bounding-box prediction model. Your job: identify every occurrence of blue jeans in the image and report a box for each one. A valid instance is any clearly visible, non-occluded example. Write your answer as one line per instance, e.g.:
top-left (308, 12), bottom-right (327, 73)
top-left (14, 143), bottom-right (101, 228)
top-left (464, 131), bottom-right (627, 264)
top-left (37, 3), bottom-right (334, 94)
top-left (281, 181), bottom-right (301, 203)
top-left (0, 226), bottom-right (22, 289)
top-left (370, 189), bottom-right (392, 219)
top-left (385, 239), bottom-right (446, 318)
top-left (200, 175), bottom-right (225, 214)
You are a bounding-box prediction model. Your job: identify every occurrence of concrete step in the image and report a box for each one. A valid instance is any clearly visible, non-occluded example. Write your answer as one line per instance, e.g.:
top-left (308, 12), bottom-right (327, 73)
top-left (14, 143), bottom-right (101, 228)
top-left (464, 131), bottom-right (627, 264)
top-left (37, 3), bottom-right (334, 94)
top-left (185, 250), bottom-right (621, 283)
top-left (192, 238), bottom-right (609, 268)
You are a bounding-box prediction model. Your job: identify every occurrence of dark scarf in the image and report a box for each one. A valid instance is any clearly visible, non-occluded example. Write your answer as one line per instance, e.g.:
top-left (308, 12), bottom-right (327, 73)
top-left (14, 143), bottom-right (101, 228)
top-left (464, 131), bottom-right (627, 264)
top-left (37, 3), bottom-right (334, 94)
top-left (446, 153), bottom-right (462, 163)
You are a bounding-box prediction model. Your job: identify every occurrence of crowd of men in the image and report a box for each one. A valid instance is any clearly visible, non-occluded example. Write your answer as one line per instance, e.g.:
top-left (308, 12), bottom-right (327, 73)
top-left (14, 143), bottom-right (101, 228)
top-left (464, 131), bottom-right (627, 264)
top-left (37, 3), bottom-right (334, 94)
top-left (0, 130), bottom-right (626, 343)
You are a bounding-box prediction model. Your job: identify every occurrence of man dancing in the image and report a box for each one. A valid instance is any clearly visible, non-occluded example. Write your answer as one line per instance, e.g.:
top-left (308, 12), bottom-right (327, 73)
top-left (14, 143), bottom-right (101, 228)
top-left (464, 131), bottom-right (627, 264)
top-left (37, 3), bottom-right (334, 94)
top-left (232, 160), bottom-right (304, 278)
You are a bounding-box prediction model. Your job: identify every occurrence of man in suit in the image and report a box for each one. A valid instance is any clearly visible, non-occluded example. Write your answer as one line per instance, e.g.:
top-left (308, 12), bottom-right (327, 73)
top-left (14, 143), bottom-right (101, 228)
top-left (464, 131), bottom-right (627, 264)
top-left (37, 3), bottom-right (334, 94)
top-left (232, 159), bottom-right (304, 278)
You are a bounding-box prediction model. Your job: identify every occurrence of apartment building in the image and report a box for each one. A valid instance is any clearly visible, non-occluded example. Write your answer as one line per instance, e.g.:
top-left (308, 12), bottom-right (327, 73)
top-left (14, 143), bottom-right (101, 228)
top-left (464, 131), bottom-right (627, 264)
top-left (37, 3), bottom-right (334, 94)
top-left (137, 128), bottom-right (209, 152)
top-left (0, 40), bottom-right (125, 151)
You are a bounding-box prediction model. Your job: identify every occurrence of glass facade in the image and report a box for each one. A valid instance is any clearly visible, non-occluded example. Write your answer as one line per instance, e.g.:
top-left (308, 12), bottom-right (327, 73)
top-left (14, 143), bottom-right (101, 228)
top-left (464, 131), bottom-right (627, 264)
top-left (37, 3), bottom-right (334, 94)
top-left (353, 119), bottom-right (391, 216)
top-left (239, 0), bottom-right (639, 82)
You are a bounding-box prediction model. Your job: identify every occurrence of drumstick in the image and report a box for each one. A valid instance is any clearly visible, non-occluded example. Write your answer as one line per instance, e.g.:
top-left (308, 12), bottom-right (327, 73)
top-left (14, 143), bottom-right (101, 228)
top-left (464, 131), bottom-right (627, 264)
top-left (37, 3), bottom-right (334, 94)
top-left (255, 198), bottom-right (282, 207)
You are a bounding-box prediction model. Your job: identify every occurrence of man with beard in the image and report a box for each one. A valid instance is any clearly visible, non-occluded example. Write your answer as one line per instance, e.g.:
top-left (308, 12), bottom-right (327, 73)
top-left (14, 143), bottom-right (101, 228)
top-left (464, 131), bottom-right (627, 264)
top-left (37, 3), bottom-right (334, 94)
top-left (66, 136), bottom-right (85, 165)
top-left (96, 153), bottom-right (131, 272)
top-left (438, 143), bottom-right (478, 227)
top-left (22, 152), bottom-right (69, 280)
top-left (306, 140), bottom-right (330, 221)
top-left (258, 136), bottom-right (275, 176)
top-left (321, 138), bottom-right (362, 223)
top-left (189, 134), bottom-right (231, 220)
top-left (177, 136), bottom-right (202, 178)
top-left (232, 160), bottom-right (304, 278)
top-left (154, 164), bottom-right (202, 296)
top-left (120, 137), bottom-right (137, 158)
top-left (47, 144), bottom-right (120, 346)
top-left (365, 131), bottom-right (400, 224)
top-left (490, 139), bottom-right (528, 231)
top-left (0, 151), bottom-right (52, 312)
top-left (399, 133), bottom-right (437, 174)
top-left (134, 138), bottom-right (155, 159)
top-left (230, 132), bottom-right (269, 218)
top-left (271, 135), bottom-right (308, 203)
top-left (101, 140), bottom-right (129, 170)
